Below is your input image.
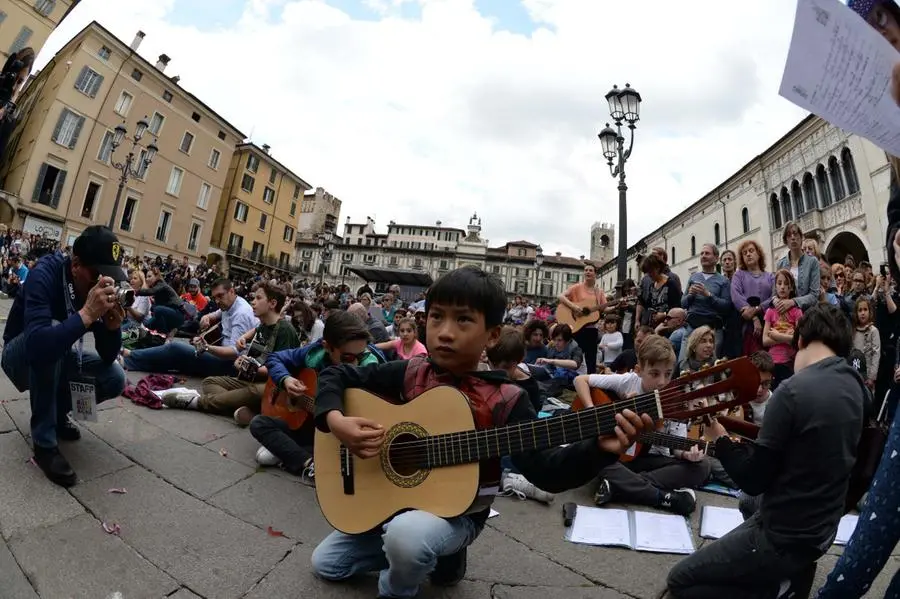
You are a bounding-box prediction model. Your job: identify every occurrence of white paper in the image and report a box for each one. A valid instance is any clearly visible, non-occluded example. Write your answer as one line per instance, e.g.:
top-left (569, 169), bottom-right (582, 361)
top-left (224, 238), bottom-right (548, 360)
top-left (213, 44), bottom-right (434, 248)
top-left (70, 381), bottom-right (98, 422)
top-left (488, 508), bottom-right (499, 519)
top-left (699, 506), bottom-right (745, 540)
top-left (152, 387), bottom-right (199, 400)
top-left (834, 514), bottom-right (859, 545)
top-left (566, 506), bottom-right (632, 548)
top-left (779, 0), bottom-right (900, 156)
top-left (632, 511), bottom-right (694, 555)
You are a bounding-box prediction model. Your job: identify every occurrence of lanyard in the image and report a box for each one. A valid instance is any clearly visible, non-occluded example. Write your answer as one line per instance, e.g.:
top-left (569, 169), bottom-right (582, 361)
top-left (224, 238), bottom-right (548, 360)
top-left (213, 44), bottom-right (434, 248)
top-left (62, 264), bottom-right (85, 372)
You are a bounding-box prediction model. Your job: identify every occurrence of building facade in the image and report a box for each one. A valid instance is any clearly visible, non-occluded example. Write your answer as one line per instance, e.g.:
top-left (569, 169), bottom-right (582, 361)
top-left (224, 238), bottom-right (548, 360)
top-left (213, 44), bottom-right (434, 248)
top-left (297, 186), bottom-right (340, 239)
top-left (597, 115), bottom-right (889, 292)
top-left (294, 213), bottom-right (588, 298)
top-left (1, 0), bottom-right (79, 64)
top-left (211, 142), bottom-right (313, 278)
top-left (0, 22), bottom-right (244, 261)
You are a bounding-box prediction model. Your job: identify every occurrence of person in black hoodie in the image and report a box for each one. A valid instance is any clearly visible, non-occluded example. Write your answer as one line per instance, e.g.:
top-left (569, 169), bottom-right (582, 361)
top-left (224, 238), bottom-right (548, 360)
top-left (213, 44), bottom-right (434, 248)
top-left (308, 266), bottom-right (653, 599)
top-left (1, 226), bottom-right (127, 487)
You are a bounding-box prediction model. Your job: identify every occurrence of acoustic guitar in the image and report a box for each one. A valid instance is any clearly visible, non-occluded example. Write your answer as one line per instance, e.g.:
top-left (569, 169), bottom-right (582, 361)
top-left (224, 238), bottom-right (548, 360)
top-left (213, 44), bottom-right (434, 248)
top-left (554, 298), bottom-right (602, 333)
top-left (314, 357), bottom-right (759, 534)
top-left (261, 368), bottom-right (317, 430)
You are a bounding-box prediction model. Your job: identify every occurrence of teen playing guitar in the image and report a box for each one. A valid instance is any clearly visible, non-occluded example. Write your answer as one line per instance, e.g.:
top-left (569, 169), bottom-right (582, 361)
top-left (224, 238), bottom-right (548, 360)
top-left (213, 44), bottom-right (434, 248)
top-left (557, 262), bottom-right (607, 374)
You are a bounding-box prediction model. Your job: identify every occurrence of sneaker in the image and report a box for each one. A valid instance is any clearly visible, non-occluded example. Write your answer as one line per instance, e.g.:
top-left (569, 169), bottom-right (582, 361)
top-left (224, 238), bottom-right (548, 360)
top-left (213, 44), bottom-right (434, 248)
top-left (161, 391), bottom-right (198, 410)
top-left (593, 478), bottom-right (612, 506)
top-left (500, 472), bottom-right (555, 504)
top-left (233, 406), bottom-right (254, 427)
top-left (659, 488), bottom-right (696, 516)
top-left (430, 547), bottom-right (467, 587)
top-left (32, 445), bottom-right (76, 487)
top-left (300, 460), bottom-right (315, 487)
top-left (255, 446), bottom-right (280, 467)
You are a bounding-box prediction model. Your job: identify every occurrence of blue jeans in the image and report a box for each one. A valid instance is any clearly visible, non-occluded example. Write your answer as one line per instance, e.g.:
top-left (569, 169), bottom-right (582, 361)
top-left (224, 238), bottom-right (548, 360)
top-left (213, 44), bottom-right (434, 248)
top-left (1, 333), bottom-right (125, 449)
top-left (123, 342), bottom-right (236, 377)
top-left (146, 305), bottom-right (184, 334)
top-left (816, 409), bottom-right (900, 599)
top-left (311, 510), bottom-right (481, 598)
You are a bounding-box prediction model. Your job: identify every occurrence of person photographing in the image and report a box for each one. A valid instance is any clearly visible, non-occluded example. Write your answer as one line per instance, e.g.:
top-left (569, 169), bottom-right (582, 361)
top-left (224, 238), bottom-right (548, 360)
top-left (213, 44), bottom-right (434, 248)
top-left (1, 226), bottom-right (128, 487)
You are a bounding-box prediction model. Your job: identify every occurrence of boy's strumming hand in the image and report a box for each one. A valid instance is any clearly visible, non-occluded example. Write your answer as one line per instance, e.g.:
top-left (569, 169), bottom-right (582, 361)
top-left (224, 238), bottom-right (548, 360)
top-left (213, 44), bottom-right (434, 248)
top-left (327, 412), bottom-right (384, 459)
top-left (597, 410), bottom-right (654, 455)
top-left (283, 376), bottom-right (307, 397)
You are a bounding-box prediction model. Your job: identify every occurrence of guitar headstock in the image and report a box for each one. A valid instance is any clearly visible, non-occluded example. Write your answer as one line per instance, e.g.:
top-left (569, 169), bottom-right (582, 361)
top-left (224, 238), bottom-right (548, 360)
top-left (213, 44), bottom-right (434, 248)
top-left (658, 357), bottom-right (759, 421)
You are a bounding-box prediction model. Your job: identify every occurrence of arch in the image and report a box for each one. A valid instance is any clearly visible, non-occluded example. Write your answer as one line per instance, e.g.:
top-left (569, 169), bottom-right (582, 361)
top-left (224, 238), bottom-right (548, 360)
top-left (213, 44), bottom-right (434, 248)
top-left (791, 180), bottom-right (804, 216)
top-left (802, 172), bottom-right (818, 212)
top-left (780, 187), bottom-right (793, 223)
top-left (828, 156), bottom-right (845, 201)
top-left (741, 207), bottom-right (750, 233)
top-left (825, 231), bottom-right (869, 266)
top-left (691, 236), bottom-right (696, 256)
top-left (714, 223), bottom-right (721, 246)
top-left (816, 164), bottom-right (832, 207)
top-left (841, 147), bottom-right (860, 195)
top-left (600, 234), bottom-right (610, 247)
top-left (770, 193), bottom-right (782, 229)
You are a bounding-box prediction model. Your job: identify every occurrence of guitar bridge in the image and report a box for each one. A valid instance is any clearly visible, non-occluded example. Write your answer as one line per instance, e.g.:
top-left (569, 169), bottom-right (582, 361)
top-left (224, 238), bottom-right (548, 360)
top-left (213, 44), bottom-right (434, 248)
top-left (340, 445), bottom-right (354, 495)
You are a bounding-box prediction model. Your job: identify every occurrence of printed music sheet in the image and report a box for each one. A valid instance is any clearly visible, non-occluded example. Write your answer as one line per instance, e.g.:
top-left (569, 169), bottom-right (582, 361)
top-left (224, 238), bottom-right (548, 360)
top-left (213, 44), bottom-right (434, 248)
top-left (631, 511), bottom-right (694, 555)
top-left (700, 506), bottom-right (745, 540)
top-left (566, 507), bottom-right (632, 549)
top-left (565, 506), bottom-right (693, 554)
top-left (779, 0), bottom-right (900, 156)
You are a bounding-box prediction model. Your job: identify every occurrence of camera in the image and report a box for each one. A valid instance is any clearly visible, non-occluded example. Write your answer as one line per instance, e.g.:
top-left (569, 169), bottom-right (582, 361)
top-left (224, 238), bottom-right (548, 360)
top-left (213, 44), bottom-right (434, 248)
top-left (237, 356), bottom-right (262, 381)
top-left (114, 282), bottom-right (135, 307)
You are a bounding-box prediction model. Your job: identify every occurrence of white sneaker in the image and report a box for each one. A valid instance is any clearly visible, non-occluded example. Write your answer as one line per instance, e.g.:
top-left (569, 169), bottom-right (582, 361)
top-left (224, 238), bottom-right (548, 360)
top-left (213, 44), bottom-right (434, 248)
top-left (500, 471), bottom-right (555, 504)
top-left (255, 446), bottom-right (280, 467)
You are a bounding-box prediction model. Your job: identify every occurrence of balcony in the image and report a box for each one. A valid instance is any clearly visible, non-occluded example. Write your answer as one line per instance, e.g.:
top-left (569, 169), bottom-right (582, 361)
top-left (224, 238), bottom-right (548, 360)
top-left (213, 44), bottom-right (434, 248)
top-left (225, 245), bottom-right (299, 274)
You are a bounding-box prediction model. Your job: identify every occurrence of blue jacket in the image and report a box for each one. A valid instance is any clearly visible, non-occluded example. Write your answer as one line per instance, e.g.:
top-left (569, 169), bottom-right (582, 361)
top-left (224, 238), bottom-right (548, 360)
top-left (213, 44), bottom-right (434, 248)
top-left (265, 339), bottom-right (386, 388)
top-left (3, 252), bottom-right (121, 364)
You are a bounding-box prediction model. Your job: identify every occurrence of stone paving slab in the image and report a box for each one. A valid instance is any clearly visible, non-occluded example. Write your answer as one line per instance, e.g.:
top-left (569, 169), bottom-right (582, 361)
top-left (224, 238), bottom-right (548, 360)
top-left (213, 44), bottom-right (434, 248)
top-left (72, 466), bottom-right (293, 599)
top-left (493, 586), bottom-right (630, 599)
top-left (9, 513), bottom-right (178, 599)
top-left (128, 402), bottom-right (238, 445)
top-left (0, 432), bottom-right (84, 541)
top-left (0, 537), bottom-right (38, 599)
top-left (3, 398), bottom-right (31, 437)
top-left (207, 428), bottom-right (265, 468)
top-left (167, 589), bottom-right (204, 599)
top-left (82, 406), bottom-right (167, 447)
top-left (63, 428), bottom-right (133, 483)
top-left (0, 402), bottom-right (16, 433)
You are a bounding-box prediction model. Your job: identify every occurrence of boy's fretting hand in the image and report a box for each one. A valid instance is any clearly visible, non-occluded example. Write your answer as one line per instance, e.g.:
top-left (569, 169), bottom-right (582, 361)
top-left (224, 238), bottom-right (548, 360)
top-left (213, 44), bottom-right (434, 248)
top-left (598, 410), bottom-right (655, 455)
top-left (327, 411), bottom-right (384, 459)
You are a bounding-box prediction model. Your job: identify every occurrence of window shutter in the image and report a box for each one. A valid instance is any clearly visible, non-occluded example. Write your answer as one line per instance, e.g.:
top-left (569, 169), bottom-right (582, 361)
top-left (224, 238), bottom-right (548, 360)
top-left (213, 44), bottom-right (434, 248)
top-left (31, 163), bottom-right (48, 201)
top-left (68, 116), bottom-right (85, 149)
top-left (51, 170), bottom-right (67, 208)
top-left (51, 109), bottom-right (67, 142)
top-left (74, 66), bottom-right (89, 91)
top-left (89, 74), bottom-right (104, 98)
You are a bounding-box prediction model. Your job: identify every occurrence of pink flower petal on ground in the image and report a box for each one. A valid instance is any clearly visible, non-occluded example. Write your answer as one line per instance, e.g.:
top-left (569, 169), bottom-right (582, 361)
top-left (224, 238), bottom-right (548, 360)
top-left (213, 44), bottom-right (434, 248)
top-left (101, 522), bottom-right (121, 535)
top-left (26, 457), bottom-right (36, 466)
top-left (107, 488), bottom-right (128, 494)
top-left (218, 448), bottom-right (228, 457)
top-left (267, 526), bottom-right (286, 537)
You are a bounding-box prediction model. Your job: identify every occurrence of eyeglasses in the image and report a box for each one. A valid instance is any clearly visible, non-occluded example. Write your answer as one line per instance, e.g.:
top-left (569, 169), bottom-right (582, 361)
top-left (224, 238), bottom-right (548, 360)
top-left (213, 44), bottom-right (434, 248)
top-left (759, 380), bottom-right (772, 389)
top-left (340, 350), bottom-right (370, 364)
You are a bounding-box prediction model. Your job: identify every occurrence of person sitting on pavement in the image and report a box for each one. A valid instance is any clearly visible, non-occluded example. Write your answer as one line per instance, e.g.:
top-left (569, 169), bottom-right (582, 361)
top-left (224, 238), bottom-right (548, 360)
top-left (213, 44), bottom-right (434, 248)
top-left (347, 301), bottom-right (390, 343)
top-left (138, 266), bottom-right (186, 339)
top-left (1, 225), bottom-right (127, 487)
top-left (122, 278), bottom-right (258, 377)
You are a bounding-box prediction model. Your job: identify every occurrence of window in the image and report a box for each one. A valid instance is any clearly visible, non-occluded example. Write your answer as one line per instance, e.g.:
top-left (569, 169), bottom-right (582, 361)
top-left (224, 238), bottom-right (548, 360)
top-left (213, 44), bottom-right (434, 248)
top-left (842, 148), bottom-right (860, 195)
top-left (162, 90), bottom-right (173, 103)
top-left (233, 201), bottom-right (248, 222)
top-left (279, 252), bottom-right (290, 267)
top-left (741, 207), bottom-right (750, 234)
top-left (690, 236), bottom-right (696, 256)
top-left (33, 0), bottom-right (55, 17)
top-left (791, 180), bottom-right (804, 217)
top-left (293, 184), bottom-right (302, 199)
top-left (120, 197), bottom-right (138, 231)
top-left (770, 193), bottom-right (783, 230)
top-left (135, 148), bottom-right (150, 179)
top-left (131, 69), bottom-right (143, 82)
top-left (187, 222), bottom-right (201, 252)
top-left (258, 213), bottom-right (267, 231)
top-left (290, 201), bottom-right (296, 217)
top-left (98, 45), bottom-right (111, 60)
top-left (10, 27), bottom-right (33, 54)
top-left (714, 223), bottom-right (720, 246)
top-left (156, 210), bottom-right (172, 242)
top-left (283, 225), bottom-right (294, 242)
top-left (262, 187), bottom-right (275, 204)
top-left (191, 112), bottom-right (201, 122)
top-left (97, 130), bottom-right (115, 162)
top-left (269, 169), bottom-right (277, 184)
top-left (148, 112), bottom-right (165, 135)
top-left (251, 242), bottom-right (265, 260)
top-left (217, 131), bottom-right (226, 141)
top-left (228, 233), bottom-right (243, 251)
top-left (32, 163), bottom-right (67, 208)
top-left (74, 66), bottom-right (104, 98)
top-left (114, 90), bottom-right (133, 116)
top-left (0, 12), bottom-right (7, 26)
top-left (240, 174), bottom-right (254, 193)
top-left (52, 109), bottom-right (85, 149)
top-left (179, 131), bottom-right (194, 154)
top-left (816, 164), bottom-right (833, 208)
top-left (81, 181), bottom-right (101, 218)
top-left (246, 154), bottom-right (259, 173)
top-left (197, 182), bottom-right (211, 209)
top-left (829, 156), bottom-right (846, 201)
top-left (166, 167), bottom-right (184, 196)
top-left (780, 187), bottom-right (793, 223)
top-left (802, 172), bottom-right (818, 212)
top-left (208, 148), bottom-right (220, 169)
top-left (671, 247), bottom-right (676, 264)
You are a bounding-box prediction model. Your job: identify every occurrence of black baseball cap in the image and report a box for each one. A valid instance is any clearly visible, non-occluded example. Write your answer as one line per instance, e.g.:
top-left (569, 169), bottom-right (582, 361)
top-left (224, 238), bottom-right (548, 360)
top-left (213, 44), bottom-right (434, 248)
top-left (72, 226), bottom-right (127, 282)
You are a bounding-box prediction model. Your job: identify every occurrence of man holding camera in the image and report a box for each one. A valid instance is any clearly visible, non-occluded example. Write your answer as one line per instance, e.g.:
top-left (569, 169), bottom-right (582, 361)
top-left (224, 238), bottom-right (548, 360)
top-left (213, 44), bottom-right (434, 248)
top-left (1, 226), bottom-right (127, 487)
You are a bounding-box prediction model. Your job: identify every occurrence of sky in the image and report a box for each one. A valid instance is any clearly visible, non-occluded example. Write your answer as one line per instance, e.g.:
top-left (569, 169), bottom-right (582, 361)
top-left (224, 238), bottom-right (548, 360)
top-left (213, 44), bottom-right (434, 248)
top-left (41, 0), bottom-right (809, 259)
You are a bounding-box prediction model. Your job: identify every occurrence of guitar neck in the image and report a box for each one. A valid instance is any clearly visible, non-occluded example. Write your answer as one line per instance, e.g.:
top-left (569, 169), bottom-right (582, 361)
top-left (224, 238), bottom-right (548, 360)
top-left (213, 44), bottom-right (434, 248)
top-left (635, 431), bottom-right (713, 457)
top-left (425, 392), bottom-right (663, 468)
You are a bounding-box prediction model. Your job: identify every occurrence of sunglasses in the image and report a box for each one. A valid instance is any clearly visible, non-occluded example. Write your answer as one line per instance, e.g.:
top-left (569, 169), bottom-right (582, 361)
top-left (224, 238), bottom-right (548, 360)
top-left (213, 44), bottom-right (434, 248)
top-left (340, 350), bottom-right (370, 364)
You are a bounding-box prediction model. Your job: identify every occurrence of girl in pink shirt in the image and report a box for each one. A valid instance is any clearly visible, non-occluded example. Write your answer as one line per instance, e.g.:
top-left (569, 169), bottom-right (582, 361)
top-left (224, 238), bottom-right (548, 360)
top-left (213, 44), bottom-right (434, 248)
top-left (376, 317), bottom-right (427, 360)
top-left (763, 269), bottom-right (803, 390)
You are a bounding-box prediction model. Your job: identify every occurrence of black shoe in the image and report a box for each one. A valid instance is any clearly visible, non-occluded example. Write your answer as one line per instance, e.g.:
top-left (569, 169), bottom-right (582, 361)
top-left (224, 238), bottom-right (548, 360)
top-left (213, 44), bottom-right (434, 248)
top-left (32, 445), bottom-right (77, 487)
top-left (659, 489), bottom-right (696, 516)
top-left (430, 547), bottom-right (467, 587)
top-left (57, 419), bottom-right (81, 442)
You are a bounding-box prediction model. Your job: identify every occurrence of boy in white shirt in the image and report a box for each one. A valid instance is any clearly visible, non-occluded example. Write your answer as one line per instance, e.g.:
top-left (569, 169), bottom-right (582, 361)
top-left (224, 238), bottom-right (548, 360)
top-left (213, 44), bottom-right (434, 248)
top-left (573, 334), bottom-right (709, 515)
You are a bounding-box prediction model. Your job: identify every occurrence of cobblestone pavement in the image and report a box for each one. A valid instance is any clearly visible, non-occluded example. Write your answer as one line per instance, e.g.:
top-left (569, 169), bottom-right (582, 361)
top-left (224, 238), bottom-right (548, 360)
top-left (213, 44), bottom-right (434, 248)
top-left (0, 301), bottom-right (895, 598)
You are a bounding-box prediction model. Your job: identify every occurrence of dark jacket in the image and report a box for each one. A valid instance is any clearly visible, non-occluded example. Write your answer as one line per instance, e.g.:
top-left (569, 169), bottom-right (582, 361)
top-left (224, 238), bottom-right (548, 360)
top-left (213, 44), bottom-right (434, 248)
top-left (136, 280), bottom-right (181, 308)
top-left (3, 251), bottom-right (121, 364)
top-left (265, 339), bottom-right (386, 388)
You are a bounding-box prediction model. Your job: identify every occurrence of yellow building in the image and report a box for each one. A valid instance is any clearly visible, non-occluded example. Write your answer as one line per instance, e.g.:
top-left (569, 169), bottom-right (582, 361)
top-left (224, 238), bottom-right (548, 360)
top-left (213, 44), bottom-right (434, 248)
top-left (211, 142), bottom-right (312, 278)
top-left (0, 22), bottom-right (245, 261)
top-left (1, 0), bottom-right (79, 63)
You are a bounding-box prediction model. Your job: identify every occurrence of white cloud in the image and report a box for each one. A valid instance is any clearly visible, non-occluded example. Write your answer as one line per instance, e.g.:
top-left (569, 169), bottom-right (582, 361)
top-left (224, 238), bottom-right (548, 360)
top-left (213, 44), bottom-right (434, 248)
top-left (40, 0), bottom-right (808, 260)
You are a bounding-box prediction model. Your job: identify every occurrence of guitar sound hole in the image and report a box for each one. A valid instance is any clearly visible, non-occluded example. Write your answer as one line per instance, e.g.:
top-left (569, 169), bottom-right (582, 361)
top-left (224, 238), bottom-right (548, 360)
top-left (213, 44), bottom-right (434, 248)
top-left (388, 432), bottom-right (421, 477)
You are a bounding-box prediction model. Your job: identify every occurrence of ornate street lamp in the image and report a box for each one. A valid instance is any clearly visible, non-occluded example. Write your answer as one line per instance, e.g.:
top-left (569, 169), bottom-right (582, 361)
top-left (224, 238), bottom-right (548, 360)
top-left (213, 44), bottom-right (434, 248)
top-left (534, 245), bottom-right (544, 299)
top-left (107, 116), bottom-right (158, 230)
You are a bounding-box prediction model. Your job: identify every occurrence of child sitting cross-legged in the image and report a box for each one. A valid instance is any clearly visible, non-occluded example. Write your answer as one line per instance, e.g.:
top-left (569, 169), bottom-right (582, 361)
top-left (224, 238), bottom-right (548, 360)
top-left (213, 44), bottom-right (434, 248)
top-left (573, 334), bottom-right (710, 516)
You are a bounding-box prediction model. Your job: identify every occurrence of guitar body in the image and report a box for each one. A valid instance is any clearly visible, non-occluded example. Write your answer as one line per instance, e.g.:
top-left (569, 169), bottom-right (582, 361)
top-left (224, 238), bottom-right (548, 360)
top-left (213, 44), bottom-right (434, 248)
top-left (315, 386), bottom-right (481, 535)
top-left (554, 298), bottom-right (601, 333)
top-left (261, 368), bottom-right (318, 430)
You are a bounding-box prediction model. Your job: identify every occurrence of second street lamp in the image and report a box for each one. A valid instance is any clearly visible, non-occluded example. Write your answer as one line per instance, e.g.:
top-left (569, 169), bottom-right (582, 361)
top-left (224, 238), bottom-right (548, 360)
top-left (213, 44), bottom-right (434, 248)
top-left (107, 116), bottom-right (158, 230)
top-left (534, 245), bottom-right (544, 299)
top-left (598, 83), bottom-right (642, 298)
